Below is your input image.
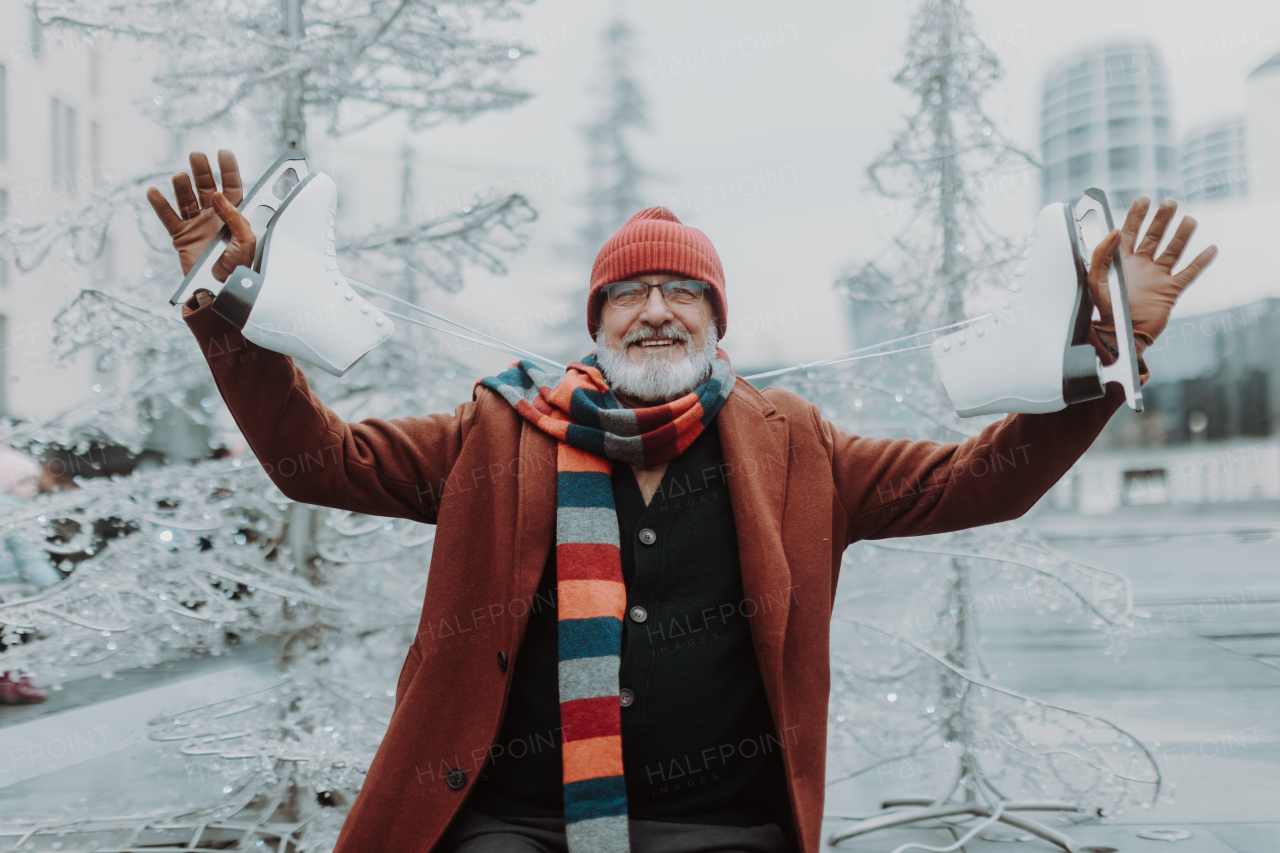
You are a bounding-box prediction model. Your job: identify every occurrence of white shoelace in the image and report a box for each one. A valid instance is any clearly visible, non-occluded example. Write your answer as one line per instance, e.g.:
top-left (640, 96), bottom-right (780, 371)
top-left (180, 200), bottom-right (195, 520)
top-left (741, 316), bottom-right (988, 381)
top-left (346, 278), bottom-right (567, 370)
top-left (346, 279), bottom-right (987, 383)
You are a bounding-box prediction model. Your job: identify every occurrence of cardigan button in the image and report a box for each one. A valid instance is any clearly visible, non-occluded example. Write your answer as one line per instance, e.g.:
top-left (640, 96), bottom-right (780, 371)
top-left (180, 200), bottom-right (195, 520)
top-left (497, 651), bottom-right (508, 673)
top-left (629, 606), bottom-right (648, 623)
top-left (445, 768), bottom-right (467, 790)
top-left (638, 528), bottom-right (657, 546)
top-left (619, 688), bottom-right (635, 707)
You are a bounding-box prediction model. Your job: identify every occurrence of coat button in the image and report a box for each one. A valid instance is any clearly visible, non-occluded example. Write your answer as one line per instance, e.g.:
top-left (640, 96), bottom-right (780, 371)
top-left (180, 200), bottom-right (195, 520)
top-left (629, 606), bottom-right (648, 623)
top-left (638, 528), bottom-right (657, 545)
top-left (619, 688), bottom-right (635, 707)
top-left (497, 651), bottom-right (508, 673)
top-left (445, 768), bottom-right (467, 790)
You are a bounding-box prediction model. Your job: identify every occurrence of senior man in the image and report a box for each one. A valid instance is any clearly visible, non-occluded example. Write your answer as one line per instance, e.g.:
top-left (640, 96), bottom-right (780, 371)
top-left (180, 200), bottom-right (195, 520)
top-left (151, 151), bottom-right (1214, 853)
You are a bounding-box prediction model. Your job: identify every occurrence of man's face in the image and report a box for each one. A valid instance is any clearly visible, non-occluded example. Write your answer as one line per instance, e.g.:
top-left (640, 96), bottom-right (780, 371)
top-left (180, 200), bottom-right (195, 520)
top-left (595, 272), bottom-right (718, 403)
top-left (598, 272), bottom-right (714, 368)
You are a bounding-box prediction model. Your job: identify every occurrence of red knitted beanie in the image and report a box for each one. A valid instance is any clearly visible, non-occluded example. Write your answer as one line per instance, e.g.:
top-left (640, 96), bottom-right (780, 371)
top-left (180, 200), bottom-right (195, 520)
top-left (587, 207), bottom-right (727, 340)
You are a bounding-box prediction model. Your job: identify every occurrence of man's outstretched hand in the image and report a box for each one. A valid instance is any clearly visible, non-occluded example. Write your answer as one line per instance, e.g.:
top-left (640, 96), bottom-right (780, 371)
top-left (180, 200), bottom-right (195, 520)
top-left (146, 150), bottom-right (258, 294)
top-left (1084, 196), bottom-right (1218, 359)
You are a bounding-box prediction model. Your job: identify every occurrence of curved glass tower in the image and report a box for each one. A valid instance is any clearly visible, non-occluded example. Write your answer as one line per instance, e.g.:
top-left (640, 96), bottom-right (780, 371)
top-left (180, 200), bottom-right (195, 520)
top-left (1179, 117), bottom-right (1249, 204)
top-left (1040, 41), bottom-right (1178, 209)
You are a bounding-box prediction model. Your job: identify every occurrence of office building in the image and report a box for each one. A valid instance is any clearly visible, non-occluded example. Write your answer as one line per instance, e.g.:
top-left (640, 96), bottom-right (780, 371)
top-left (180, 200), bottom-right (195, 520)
top-left (1040, 41), bottom-right (1178, 209)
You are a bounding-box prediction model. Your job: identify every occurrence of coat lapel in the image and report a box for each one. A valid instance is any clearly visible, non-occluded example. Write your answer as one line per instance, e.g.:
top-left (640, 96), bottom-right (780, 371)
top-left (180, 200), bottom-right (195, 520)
top-left (717, 381), bottom-right (794, 721)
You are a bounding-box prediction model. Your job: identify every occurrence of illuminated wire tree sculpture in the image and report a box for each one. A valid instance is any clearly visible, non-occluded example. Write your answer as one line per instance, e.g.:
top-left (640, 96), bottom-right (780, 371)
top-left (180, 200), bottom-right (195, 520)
top-left (769, 0), bottom-right (1164, 848)
top-left (0, 0), bottom-right (540, 850)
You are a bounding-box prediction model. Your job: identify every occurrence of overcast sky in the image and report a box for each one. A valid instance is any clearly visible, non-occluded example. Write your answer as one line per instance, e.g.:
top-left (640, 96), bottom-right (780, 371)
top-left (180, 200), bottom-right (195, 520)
top-left (321, 0), bottom-right (1280, 375)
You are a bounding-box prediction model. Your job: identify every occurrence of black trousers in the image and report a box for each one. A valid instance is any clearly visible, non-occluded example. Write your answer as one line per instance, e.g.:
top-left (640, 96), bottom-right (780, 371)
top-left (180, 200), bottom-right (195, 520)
top-left (438, 808), bottom-right (793, 853)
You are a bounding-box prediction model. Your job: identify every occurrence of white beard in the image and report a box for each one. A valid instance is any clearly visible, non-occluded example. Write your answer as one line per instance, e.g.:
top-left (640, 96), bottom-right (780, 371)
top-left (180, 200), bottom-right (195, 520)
top-left (595, 324), bottom-right (719, 403)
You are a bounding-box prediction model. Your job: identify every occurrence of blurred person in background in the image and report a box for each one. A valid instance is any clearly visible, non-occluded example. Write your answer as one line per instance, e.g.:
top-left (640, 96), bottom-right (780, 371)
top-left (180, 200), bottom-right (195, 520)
top-left (0, 448), bottom-right (65, 705)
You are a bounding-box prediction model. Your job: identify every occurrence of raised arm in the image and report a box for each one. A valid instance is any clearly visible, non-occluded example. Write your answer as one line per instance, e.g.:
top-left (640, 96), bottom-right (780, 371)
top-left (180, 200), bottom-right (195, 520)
top-left (184, 298), bottom-right (477, 522)
top-left (151, 150), bottom-right (476, 522)
top-left (828, 326), bottom-right (1137, 544)
top-left (829, 193), bottom-right (1215, 544)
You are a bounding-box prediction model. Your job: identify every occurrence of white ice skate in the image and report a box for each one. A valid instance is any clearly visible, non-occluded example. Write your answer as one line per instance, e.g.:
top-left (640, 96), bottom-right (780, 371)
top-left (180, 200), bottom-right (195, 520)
top-left (169, 152), bottom-right (311, 306)
top-left (214, 171), bottom-right (393, 376)
top-left (930, 189), bottom-right (1143, 417)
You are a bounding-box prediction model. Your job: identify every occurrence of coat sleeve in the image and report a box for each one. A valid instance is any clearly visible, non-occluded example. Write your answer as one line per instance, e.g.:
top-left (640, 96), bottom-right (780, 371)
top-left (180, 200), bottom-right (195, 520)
top-left (824, 325), bottom-right (1148, 544)
top-left (182, 295), bottom-right (477, 523)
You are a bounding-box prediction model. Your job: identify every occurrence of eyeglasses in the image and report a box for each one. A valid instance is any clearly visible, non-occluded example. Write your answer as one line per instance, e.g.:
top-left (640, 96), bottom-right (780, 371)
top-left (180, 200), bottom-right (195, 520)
top-left (604, 280), bottom-right (708, 309)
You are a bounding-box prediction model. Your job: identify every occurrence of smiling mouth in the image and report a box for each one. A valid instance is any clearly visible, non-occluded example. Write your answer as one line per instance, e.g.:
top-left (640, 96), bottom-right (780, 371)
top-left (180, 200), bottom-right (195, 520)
top-left (629, 338), bottom-right (688, 357)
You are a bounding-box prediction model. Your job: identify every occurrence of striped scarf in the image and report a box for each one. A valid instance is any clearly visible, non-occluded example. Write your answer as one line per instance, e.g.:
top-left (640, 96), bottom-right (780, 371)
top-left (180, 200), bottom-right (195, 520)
top-left (479, 352), bottom-right (735, 852)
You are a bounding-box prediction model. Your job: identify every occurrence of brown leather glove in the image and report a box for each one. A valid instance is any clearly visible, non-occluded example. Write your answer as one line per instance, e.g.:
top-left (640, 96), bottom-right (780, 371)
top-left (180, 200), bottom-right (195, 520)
top-left (1085, 196), bottom-right (1218, 359)
top-left (147, 150), bottom-right (257, 288)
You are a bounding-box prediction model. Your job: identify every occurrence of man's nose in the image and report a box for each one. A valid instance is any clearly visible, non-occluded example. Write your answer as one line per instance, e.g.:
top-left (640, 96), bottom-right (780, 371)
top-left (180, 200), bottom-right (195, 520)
top-left (638, 285), bottom-right (674, 325)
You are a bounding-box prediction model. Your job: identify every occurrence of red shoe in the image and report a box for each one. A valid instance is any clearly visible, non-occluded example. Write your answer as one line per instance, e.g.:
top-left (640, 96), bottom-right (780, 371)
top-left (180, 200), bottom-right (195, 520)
top-left (0, 672), bottom-right (48, 704)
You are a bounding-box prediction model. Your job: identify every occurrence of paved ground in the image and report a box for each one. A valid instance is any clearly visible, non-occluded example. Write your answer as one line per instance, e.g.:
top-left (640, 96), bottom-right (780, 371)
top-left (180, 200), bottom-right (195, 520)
top-left (823, 501), bottom-right (1280, 851)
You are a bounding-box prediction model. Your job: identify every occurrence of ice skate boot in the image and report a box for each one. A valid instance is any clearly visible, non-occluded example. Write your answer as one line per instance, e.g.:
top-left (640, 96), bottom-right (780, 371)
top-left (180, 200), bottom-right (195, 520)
top-left (930, 201), bottom-right (1105, 417)
top-left (215, 171), bottom-right (393, 376)
top-left (1073, 188), bottom-right (1144, 412)
top-left (169, 152), bottom-right (310, 306)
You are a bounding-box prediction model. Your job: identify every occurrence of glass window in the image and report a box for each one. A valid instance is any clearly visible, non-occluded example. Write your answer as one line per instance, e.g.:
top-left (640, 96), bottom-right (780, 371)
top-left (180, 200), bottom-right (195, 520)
top-left (1069, 153), bottom-right (1093, 181)
top-left (29, 5), bottom-right (42, 58)
top-left (1068, 92), bottom-right (1092, 109)
top-left (90, 121), bottom-right (101, 187)
top-left (0, 189), bottom-right (7, 291)
top-left (50, 96), bottom-right (61, 179)
top-left (1108, 116), bottom-right (1139, 143)
top-left (0, 314), bottom-right (7, 415)
top-left (1109, 146), bottom-right (1140, 173)
top-left (0, 64), bottom-right (6, 160)
top-left (65, 104), bottom-right (77, 193)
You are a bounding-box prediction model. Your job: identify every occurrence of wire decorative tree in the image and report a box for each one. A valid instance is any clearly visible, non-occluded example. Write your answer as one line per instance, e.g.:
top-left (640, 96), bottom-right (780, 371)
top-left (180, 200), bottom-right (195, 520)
top-left (575, 0), bottom-right (650, 260)
top-left (771, 1), bottom-right (1164, 848)
top-left (0, 0), bottom-right (540, 849)
top-left (36, 0), bottom-right (534, 143)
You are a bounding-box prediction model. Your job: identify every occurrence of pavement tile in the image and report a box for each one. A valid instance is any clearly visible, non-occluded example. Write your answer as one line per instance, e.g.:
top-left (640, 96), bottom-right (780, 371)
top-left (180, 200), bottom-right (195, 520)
top-left (965, 823), bottom-right (1236, 852)
top-left (820, 817), bottom-right (961, 851)
top-left (820, 817), bottom-right (1248, 852)
top-left (1202, 823), bottom-right (1280, 853)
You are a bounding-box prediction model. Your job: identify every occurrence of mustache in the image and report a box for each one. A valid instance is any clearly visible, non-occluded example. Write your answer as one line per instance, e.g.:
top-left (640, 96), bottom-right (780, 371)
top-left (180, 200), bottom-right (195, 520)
top-left (620, 326), bottom-right (692, 346)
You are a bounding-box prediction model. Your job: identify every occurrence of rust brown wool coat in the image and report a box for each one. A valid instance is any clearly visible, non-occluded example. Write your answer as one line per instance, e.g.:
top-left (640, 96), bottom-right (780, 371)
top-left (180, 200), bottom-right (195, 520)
top-left (183, 299), bottom-right (1142, 853)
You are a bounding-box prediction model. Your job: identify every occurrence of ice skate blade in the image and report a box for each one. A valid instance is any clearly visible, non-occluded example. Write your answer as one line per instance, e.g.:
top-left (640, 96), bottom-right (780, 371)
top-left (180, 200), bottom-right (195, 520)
top-left (214, 172), bottom-right (393, 377)
top-left (169, 151), bottom-right (310, 306)
top-left (1074, 188), bottom-right (1144, 412)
